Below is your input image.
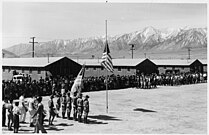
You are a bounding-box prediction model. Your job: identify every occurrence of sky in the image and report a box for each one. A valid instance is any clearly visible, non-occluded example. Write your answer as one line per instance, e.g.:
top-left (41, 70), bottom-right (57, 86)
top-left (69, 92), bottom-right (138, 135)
top-left (2, 1), bottom-right (207, 48)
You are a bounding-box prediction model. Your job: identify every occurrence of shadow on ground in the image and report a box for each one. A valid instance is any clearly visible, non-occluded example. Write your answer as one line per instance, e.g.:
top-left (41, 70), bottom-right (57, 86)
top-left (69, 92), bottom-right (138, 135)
top-left (88, 115), bottom-right (122, 121)
top-left (133, 108), bottom-right (157, 112)
top-left (15, 128), bottom-right (34, 134)
top-left (87, 119), bottom-right (108, 124)
top-left (56, 123), bottom-right (74, 126)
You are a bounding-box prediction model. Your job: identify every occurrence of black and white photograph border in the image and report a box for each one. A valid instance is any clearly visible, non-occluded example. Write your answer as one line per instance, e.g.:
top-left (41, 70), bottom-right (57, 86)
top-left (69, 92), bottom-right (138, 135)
top-left (1, 0), bottom-right (208, 134)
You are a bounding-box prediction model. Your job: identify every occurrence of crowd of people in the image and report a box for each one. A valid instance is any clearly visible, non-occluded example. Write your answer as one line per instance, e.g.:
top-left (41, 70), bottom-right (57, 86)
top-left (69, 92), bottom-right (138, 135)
top-left (2, 71), bottom-right (207, 133)
top-left (82, 72), bottom-right (207, 91)
top-left (2, 91), bottom-right (90, 133)
top-left (2, 72), bottom-right (207, 101)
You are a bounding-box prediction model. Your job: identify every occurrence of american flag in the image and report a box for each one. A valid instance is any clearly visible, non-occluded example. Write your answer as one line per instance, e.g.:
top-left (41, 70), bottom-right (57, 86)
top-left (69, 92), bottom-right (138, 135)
top-left (101, 42), bottom-right (114, 72)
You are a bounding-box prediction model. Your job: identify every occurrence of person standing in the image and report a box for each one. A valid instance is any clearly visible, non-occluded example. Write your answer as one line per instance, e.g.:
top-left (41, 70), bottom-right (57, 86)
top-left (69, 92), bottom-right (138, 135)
top-left (60, 94), bottom-right (67, 119)
top-left (19, 94), bottom-right (27, 123)
top-left (48, 95), bottom-right (56, 125)
top-left (2, 99), bottom-right (7, 127)
top-left (52, 83), bottom-right (56, 96)
top-left (13, 101), bottom-right (21, 133)
top-left (28, 96), bottom-right (36, 127)
top-left (66, 92), bottom-right (72, 120)
top-left (77, 94), bottom-right (83, 123)
top-left (7, 99), bottom-right (13, 130)
top-left (83, 95), bottom-right (89, 124)
top-left (32, 96), bottom-right (47, 133)
top-left (56, 94), bottom-right (61, 117)
top-left (61, 83), bottom-right (66, 96)
top-left (72, 92), bottom-right (78, 121)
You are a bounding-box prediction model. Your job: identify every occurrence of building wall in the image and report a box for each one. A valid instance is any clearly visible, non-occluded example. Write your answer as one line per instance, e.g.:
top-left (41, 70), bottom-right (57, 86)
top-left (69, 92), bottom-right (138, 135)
top-left (158, 66), bottom-right (190, 74)
top-left (85, 66), bottom-right (136, 77)
top-left (113, 66), bottom-right (136, 76)
top-left (2, 68), bottom-right (13, 81)
top-left (45, 57), bottom-right (81, 77)
top-left (203, 65), bottom-right (207, 73)
top-left (85, 66), bottom-right (104, 77)
top-left (136, 59), bottom-right (157, 74)
top-left (190, 60), bottom-right (203, 73)
top-left (2, 66), bottom-right (46, 81)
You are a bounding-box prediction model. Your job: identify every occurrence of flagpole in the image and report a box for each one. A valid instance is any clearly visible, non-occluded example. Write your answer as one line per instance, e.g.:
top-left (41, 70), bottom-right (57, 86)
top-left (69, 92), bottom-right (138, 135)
top-left (105, 20), bottom-right (108, 113)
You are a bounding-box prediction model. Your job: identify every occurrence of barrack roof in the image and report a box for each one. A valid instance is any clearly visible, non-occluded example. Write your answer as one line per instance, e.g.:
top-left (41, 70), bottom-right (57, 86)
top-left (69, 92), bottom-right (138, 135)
top-left (151, 59), bottom-right (197, 66)
top-left (73, 58), bottom-right (147, 66)
top-left (2, 57), bottom-right (206, 68)
top-left (2, 57), bottom-right (64, 67)
top-left (198, 59), bottom-right (207, 65)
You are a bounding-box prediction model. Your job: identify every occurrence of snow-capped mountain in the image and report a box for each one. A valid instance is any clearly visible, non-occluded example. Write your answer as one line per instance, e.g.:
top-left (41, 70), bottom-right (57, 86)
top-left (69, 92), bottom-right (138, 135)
top-left (4, 27), bottom-right (207, 58)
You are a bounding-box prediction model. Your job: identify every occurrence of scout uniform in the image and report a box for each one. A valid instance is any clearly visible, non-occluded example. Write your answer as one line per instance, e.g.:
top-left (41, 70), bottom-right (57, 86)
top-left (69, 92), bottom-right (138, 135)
top-left (83, 95), bottom-right (89, 124)
top-left (77, 94), bottom-right (83, 122)
top-left (66, 93), bottom-right (72, 120)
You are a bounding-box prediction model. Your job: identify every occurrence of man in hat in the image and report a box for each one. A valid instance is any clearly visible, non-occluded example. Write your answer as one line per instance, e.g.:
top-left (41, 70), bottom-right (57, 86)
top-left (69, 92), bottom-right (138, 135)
top-left (77, 93), bottom-right (83, 122)
top-left (83, 95), bottom-right (89, 124)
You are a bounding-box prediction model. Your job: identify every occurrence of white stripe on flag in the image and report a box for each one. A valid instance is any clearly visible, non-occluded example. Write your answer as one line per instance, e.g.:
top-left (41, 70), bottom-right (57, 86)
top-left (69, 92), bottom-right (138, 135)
top-left (101, 53), bottom-right (113, 72)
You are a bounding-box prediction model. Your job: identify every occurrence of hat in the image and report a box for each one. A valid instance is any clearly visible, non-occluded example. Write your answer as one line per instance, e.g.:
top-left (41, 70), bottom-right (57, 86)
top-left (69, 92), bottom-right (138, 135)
top-left (85, 95), bottom-right (89, 98)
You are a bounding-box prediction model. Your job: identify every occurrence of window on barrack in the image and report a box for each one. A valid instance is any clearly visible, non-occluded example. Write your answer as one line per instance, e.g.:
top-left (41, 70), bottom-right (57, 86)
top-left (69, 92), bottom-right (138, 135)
top-left (22, 68), bottom-right (24, 73)
top-left (29, 68), bottom-right (32, 73)
top-left (38, 68), bottom-right (41, 74)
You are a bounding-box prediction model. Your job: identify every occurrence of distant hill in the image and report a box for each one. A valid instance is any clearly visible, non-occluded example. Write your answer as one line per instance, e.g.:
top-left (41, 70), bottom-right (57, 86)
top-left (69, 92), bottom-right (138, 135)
top-left (4, 27), bottom-right (207, 59)
top-left (2, 49), bottom-right (19, 58)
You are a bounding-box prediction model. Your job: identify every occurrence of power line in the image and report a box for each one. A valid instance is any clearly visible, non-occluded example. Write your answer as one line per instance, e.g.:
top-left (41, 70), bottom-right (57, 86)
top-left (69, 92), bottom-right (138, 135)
top-left (187, 47), bottom-right (191, 60)
top-left (144, 53), bottom-right (146, 58)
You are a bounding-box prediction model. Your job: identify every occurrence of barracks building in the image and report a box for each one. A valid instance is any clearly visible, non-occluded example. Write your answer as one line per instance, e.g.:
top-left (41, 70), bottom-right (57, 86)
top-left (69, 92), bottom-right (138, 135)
top-left (2, 57), bottom-right (81, 81)
top-left (2, 57), bottom-right (207, 81)
top-left (75, 58), bottom-right (158, 77)
top-left (152, 59), bottom-right (205, 74)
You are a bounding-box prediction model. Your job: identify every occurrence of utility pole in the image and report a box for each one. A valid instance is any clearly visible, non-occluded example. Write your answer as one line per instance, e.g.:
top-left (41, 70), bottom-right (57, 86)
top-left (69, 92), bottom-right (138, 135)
top-left (129, 44), bottom-right (135, 59)
top-left (29, 37), bottom-right (38, 58)
top-left (2, 53), bottom-right (5, 58)
top-left (144, 53), bottom-right (146, 58)
top-left (47, 53), bottom-right (50, 63)
top-left (187, 47), bottom-right (191, 59)
top-left (77, 56), bottom-right (79, 62)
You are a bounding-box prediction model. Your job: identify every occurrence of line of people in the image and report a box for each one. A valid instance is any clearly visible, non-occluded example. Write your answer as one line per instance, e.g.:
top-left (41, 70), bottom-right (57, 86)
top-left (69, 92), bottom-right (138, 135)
top-left (2, 95), bottom-right (47, 133)
top-left (2, 92), bottom-right (90, 133)
top-left (50, 92), bottom-right (90, 124)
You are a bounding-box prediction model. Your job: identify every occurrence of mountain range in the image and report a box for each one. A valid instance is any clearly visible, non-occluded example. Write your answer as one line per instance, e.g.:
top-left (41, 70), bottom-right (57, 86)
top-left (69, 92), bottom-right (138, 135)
top-left (4, 26), bottom-right (207, 59)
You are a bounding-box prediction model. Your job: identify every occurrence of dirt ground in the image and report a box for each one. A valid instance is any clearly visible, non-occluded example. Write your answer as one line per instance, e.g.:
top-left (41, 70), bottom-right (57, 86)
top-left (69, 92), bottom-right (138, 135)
top-left (2, 83), bottom-right (207, 134)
